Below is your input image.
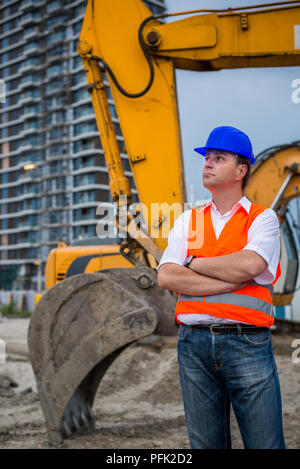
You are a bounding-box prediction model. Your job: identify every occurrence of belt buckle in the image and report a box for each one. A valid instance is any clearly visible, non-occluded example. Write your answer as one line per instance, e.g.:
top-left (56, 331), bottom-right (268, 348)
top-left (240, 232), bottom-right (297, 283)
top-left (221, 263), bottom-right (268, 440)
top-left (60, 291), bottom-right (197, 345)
top-left (210, 324), bottom-right (224, 335)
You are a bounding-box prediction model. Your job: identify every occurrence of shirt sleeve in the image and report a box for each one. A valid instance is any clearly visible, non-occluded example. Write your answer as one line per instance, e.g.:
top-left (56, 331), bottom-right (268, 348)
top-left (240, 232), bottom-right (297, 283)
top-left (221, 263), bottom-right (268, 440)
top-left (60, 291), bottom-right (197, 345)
top-left (243, 208), bottom-right (280, 284)
top-left (156, 210), bottom-right (192, 271)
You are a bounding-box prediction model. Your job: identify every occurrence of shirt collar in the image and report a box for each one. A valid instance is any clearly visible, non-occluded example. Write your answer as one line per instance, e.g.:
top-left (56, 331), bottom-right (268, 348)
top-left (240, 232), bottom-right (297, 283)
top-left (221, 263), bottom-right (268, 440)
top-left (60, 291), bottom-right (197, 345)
top-left (207, 195), bottom-right (251, 216)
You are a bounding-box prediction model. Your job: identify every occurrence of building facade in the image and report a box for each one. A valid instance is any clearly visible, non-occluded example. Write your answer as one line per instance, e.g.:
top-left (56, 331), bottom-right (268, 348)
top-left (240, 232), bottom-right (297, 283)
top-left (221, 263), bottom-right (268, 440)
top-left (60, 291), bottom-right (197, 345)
top-left (0, 0), bottom-right (165, 290)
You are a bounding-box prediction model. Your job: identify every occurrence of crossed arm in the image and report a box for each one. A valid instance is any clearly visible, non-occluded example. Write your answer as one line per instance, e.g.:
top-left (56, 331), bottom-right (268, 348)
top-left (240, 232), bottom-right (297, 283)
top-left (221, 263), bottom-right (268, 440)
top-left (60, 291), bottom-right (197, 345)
top-left (157, 250), bottom-right (267, 296)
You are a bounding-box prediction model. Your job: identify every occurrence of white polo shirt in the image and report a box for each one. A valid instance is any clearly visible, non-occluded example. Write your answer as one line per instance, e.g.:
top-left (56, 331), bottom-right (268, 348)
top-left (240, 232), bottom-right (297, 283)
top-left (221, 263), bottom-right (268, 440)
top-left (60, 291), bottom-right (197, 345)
top-left (157, 196), bottom-right (280, 325)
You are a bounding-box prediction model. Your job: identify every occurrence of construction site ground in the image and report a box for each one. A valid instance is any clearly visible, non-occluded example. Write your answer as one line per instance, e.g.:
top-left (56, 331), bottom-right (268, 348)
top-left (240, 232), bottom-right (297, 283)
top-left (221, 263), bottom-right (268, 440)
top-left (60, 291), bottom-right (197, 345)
top-left (0, 318), bottom-right (299, 450)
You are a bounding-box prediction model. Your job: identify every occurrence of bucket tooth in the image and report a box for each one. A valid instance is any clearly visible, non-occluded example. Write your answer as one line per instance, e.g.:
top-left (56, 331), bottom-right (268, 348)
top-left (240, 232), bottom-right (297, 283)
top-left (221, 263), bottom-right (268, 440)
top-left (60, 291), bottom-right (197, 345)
top-left (28, 267), bottom-right (177, 446)
top-left (80, 409), bottom-right (90, 429)
top-left (61, 421), bottom-right (72, 439)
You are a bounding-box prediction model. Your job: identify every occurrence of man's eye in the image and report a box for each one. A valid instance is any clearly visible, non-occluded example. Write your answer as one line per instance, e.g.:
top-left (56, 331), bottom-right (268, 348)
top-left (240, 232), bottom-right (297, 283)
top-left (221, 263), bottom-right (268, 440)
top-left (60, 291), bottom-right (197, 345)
top-left (217, 156), bottom-right (223, 161)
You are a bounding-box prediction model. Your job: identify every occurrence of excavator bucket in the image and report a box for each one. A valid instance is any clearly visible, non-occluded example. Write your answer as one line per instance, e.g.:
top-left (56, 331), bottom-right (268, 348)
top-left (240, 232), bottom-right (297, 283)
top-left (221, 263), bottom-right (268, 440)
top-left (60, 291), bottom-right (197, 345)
top-left (27, 267), bottom-right (177, 446)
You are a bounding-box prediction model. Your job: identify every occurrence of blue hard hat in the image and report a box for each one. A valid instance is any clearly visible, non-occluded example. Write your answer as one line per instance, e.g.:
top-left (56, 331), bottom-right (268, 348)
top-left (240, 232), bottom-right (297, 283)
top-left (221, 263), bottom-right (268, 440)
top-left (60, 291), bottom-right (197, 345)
top-left (194, 126), bottom-right (255, 164)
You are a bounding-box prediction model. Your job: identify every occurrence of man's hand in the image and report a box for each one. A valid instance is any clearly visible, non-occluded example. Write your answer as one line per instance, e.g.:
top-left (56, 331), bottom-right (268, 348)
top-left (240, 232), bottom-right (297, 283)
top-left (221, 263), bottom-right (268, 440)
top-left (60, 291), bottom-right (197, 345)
top-left (189, 250), bottom-right (267, 283)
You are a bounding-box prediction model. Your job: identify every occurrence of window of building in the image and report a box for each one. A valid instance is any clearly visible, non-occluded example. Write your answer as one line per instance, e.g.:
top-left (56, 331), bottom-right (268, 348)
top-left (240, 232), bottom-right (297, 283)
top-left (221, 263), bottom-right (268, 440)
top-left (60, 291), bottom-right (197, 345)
top-left (46, 94), bottom-right (67, 109)
top-left (49, 161), bottom-right (61, 174)
top-left (49, 127), bottom-right (64, 141)
top-left (21, 88), bottom-right (40, 100)
top-left (2, 66), bottom-right (10, 78)
top-left (10, 62), bottom-right (20, 75)
top-left (24, 119), bottom-right (39, 131)
top-left (49, 227), bottom-right (62, 241)
top-left (7, 77), bottom-right (21, 92)
top-left (22, 56), bottom-right (40, 68)
top-left (46, 79), bottom-right (61, 93)
top-left (9, 31), bottom-right (23, 46)
top-left (25, 248), bottom-right (38, 259)
top-left (46, 14), bottom-right (66, 29)
top-left (1, 37), bottom-right (10, 49)
top-left (73, 103), bottom-right (93, 119)
top-left (24, 41), bottom-right (39, 54)
top-left (22, 11), bottom-right (41, 23)
top-left (74, 172), bottom-right (95, 186)
top-left (74, 207), bottom-right (95, 221)
top-left (1, 218), bottom-right (8, 230)
top-left (10, 2), bottom-right (21, 15)
top-left (47, 64), bottom-right (63, 78)
top-left (23, 73), bottom-right (40, 85)
top-left (73, 137), bottom-right (101, 153)
top-left (8, 123), bottom-right (22, 137)
top-left (73, 224), bottom-right (96, 239)
top-left (74, 155), bottom-right (94, 170)
top-left (73, 190), bottom-right (96, 204)
top-left (74, 120), bottom-right (97, 136)
top-left (47, 110), bottom-right (66, 125)
top-left (73, 21), bottom-right (82, 36)
top-left (47, 30), bottom-right (65, 47)
top-left (23, 103), bottom-right (41, 116)
top-left (72, 55), bottom-right (82, 70)
top-left (3, 6), bottom-right (10, 18)
top-left (74, 4), bottom-right (86, 17)
top-left (21, 135), bottom-right (41, 147)
top-left (9, 140), bottom-right (22, 152)
top-left (48, 45), bottom-right (65, 60)
top-left (73, 70), bottom-right (86, 86)
top-left (73, 87), bottom-right (90, 102)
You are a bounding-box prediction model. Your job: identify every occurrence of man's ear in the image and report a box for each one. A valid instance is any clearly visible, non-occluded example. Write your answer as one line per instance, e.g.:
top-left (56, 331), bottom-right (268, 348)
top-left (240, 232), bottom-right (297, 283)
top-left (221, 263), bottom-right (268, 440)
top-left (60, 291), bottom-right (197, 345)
top-left (236, 164), bottom-right (247, 181)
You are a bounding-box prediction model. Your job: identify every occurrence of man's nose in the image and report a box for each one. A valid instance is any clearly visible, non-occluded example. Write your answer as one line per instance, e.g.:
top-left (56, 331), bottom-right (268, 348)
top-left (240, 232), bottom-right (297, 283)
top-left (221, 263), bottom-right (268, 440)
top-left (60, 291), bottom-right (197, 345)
top-left (204, 157), bottom-right (214, 168)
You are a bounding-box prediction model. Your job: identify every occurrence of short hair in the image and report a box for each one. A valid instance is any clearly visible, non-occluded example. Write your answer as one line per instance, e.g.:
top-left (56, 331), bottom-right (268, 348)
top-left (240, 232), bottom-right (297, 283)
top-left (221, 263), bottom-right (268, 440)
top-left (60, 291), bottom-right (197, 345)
top-left (235, 154), bottom-right (251, 191)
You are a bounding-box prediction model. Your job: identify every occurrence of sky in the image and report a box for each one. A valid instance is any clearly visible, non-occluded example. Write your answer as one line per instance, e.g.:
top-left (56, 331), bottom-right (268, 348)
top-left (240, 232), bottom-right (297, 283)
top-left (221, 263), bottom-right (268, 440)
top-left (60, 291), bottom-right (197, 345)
top-left (164, 0), bottom-right (300, 202)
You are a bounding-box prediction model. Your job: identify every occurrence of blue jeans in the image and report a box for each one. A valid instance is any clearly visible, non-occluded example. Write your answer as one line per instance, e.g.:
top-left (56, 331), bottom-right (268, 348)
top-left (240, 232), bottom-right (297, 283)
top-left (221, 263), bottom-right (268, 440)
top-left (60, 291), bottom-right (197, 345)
top-left (177, 324), bottom-right (285, 449)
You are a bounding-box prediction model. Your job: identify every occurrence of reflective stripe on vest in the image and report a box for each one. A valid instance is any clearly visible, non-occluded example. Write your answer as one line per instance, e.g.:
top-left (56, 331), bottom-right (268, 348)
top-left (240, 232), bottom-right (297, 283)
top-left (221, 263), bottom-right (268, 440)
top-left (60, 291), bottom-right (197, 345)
top-left (175, 203), bottom-right (281, 327)
top-left (178, 282), bottom-right (274, 316)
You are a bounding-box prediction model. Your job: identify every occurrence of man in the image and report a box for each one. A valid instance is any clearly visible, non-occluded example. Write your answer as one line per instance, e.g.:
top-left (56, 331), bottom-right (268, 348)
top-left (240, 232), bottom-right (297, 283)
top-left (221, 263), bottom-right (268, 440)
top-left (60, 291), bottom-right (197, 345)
top-left (157, 126), bottom-right (285, 449)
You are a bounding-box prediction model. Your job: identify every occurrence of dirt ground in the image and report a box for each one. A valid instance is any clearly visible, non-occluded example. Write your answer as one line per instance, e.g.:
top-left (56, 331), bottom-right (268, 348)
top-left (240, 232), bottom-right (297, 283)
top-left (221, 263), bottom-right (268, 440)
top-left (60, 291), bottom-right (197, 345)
top-left (0, 318), bottom-right (299, 449)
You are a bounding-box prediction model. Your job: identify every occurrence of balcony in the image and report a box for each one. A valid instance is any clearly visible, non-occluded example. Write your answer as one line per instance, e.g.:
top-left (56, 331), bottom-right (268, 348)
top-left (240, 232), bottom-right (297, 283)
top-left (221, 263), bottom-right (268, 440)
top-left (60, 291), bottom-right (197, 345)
top-left (18, 142), bottom-right (36, 152)
top-left (47, 1), bottom-right (64, 14)
top-left (19, 59), bottom-right (40, 74)
top-left (19, 75), bottom-right (41, 89)
top-left (21, 126), bottom-right (39, 136)
top-left (23, 42), bottom-right (40, 56)
top-left (21, 109), bottom-right (41, 120)
top-left (20, 13), bottom-right (42, 27)
top-left (23, 27), bottom-right (40, 41)
top-left (19, 91), bottom-right (40, 105)
top-left (20, 0), bottom-right (43, 11)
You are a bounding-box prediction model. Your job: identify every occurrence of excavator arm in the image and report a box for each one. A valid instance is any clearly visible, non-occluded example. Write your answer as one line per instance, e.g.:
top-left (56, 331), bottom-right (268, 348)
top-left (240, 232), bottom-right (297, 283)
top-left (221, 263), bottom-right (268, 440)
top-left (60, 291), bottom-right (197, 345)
top-left (28, 0), bottom-right (300, 445)
top-left (77, 0), bottom-right (300, 260)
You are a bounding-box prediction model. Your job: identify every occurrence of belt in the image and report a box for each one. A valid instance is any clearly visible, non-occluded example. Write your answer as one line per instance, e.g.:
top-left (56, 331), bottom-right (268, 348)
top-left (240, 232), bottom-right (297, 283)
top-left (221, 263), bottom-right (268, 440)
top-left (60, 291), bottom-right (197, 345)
top-left (181, 323), bottom-right (269, 334)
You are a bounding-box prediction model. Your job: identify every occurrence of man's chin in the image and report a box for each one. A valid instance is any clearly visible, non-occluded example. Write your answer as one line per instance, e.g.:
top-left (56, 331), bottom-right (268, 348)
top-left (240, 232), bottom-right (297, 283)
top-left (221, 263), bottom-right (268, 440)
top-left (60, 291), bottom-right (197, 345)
top-left (203, 180), bottom-right (216, 189)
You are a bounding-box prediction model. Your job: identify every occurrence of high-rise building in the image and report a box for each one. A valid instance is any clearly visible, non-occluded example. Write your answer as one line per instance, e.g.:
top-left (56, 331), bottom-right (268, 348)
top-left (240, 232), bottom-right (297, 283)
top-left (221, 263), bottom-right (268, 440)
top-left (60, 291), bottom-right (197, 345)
top-left (0, 0), bottom-right (166, 290)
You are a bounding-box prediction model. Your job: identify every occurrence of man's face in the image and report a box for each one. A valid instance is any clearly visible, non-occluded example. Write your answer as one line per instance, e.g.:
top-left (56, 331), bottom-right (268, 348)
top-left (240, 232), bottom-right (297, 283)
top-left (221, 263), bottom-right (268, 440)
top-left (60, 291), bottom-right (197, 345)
top-left (202, 149), bottom-right (242, 190)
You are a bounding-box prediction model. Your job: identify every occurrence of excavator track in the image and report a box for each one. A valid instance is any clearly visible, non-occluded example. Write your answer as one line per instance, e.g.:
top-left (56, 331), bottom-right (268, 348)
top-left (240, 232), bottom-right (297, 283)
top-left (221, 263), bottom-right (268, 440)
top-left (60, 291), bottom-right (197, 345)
top-left (27, 267), bottom-right (177, 446)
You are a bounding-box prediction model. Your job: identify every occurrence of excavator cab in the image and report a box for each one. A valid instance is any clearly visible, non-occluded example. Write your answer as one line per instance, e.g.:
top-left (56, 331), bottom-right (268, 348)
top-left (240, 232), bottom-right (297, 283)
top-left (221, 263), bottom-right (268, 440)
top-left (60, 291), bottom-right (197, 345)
top-left (45, 237), bottom-right (133, 290)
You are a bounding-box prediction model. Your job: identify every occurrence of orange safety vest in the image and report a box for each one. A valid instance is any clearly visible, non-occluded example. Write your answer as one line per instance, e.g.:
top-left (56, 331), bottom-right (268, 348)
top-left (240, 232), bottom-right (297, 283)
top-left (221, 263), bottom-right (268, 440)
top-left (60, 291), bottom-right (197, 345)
top-left (175, 203), bottom-right (281, 328)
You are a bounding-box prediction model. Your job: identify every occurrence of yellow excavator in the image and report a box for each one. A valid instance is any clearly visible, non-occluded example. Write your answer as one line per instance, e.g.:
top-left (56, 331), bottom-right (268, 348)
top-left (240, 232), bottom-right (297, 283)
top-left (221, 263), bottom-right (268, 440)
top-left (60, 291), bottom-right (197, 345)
top-left (28, 0), bottom-right (300, 445)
